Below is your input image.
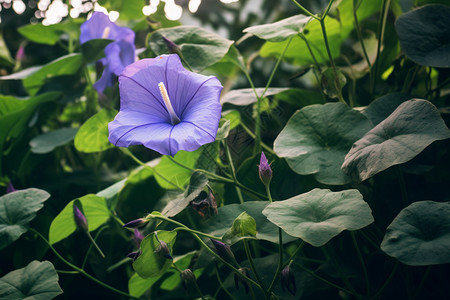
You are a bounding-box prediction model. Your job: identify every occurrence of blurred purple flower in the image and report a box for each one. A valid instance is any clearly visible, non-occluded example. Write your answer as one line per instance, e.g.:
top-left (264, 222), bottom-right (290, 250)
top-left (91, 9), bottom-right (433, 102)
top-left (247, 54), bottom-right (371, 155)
top-left (80, 12), bottom-right (135, 92)
top-left (73, 203), bottom-right (89, 232)
top-left (259, 151), bottom-right (272, 186)
top-left (6, 181), bottom-right (16, 193)
top-left (108, 54), bottom-right (223, 156)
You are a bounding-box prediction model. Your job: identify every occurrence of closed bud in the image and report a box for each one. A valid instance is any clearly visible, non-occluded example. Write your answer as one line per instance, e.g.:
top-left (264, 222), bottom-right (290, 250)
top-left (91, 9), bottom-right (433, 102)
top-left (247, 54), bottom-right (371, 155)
top-left (126, 250), bottom-right (141, 261)
top-left (154, 232), bottom-right (173, 259)
top-left (123, 218), bottom-right (148, 228)
top-left (234, 267), bottom-right (250, 294)
top-left (280, 263), bottom-right (296, 296)
top-left (133, 228), bottom-right (145, 248)
top-left (73, 203), bottom-right (89, 232)
top-left (6, 181), bottom-right (16, 193)
top-left (211, 239), bottom-right (236, 266)
top-left (180, 269), bottom-right (196, 292)
top-left (258, 152), bottom-right (272, 186)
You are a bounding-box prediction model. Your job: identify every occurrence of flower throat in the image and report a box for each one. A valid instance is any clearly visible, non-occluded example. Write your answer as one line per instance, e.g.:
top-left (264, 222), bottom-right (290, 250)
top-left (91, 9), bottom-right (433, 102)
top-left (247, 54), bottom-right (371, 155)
top-left (158, 82), bottom-right (181, 125)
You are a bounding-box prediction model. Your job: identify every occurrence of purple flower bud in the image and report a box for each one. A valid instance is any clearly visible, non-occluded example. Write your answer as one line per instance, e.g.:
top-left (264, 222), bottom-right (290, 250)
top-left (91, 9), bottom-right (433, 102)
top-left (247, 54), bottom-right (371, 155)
top-left (211, 239), bottom-right (236, 266)
top-left (162, 36), bottom-right (182, 56)
top-left (6, 181), bottom-right (17, 193)
top-left (234, 267), bottom-right (250, 294)
top-left (123, 218), bottom-right (148, 228)
top-left (126, 249), bottom-right (141, 261)
top-left (180, 268), bottom-right (196, 292)
top-left (154, 232), bottom-right (173, 259)
top-left (73, 203), bottom-right (89, 232)
top-left (15, 45), bottom-right (25, 62)
top-left (259, 152), bottom-right (272, 186)
top-left (280, 263), bottom-right (296, 296)
top-left (133, 228), bottom-right (145, 248)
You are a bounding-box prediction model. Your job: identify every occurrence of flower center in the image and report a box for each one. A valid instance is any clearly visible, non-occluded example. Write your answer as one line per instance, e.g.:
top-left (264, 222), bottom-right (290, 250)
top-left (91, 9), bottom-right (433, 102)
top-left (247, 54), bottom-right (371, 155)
top-left (102, 27), bottom-right (111, 39)
top-left (158, 82), bottom-right (181, 125)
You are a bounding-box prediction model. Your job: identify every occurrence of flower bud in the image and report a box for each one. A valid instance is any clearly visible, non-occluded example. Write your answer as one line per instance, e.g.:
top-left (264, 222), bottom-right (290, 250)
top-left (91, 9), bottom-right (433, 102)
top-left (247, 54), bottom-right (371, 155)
top-left (258, 152), bottom-right (272, 186)
top-left (126, 249), bottom-right (141, 261)
top-left (154, 232), bottom-right (173, 259)
top-left (123, 218), bottom-right (148, 228)
top-left (280, 263), bottom-right (296, 296)
top-left (73, 203), bottom-right (89, 232)
top-left (133, 228), bottom-right (144, 248)
top-left (211, 239), bottom-right (236, 266)
top-left (234, 267), bottom-right (250, 294)
top-left (180, 269), bottom-right (196, 292)
top-left (6, 181), bottom-right (16, 193)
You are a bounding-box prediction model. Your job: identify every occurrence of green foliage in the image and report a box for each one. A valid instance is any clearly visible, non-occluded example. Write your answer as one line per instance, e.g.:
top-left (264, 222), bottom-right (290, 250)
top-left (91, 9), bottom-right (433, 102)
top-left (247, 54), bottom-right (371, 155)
top-left (30, 127), bottom-right (78, 154)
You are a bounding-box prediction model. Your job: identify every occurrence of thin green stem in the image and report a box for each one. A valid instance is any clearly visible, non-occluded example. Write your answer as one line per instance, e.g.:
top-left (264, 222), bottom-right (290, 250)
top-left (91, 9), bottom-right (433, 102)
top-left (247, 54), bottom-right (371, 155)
top-left (265, 184), bottom-right (273, 203)
top-left (351, 232), bottom-right (370, 296)
top-left (30, 228), bottom-right (144, 300)
top-left (82, 226), bottom-right (108, 268)
top-left (322, 0), bottom-right (336, 18)
top-left (284, 241), bottom-right (305, 268)
top-left (296, 263), bottom-right (354, 295)
top-left (56, 270), bottom-right (80, 274)
top-left (224, 140), bottom-right (244, 204)
top-left (214, 264), bottom-right (239, 300)
top-left (290, 0), bottom-right (320, 19)
top-left (239, 122), bottom-right (275, 154)
top-left (173, 227), bottom-right (220, 240)
top-left (353, 0), bottom-right (372, 69)
top-left (370, 261), bottom-right (399, 300)
top-left (121, 148), bottom-right (183, 191)
top-left (85, 231), bottom-right (105, 259)
top-left (243, 240), bottom-right (268, 298)
top-left (412, 266), bottom-right (431, 300)
top-left (267, 228), bottom-right (283, 295)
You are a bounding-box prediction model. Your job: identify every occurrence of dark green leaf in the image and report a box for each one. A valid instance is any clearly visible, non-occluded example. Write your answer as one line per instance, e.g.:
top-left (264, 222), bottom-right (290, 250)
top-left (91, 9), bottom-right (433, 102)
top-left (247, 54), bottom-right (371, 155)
top-left (149, 26), bottom-right (233, 72)
top-left (74, 109), bottom-right (117, 153)
top-left (362, 92), bottom-right (411, 126)
top-left (243, 14), bottom-right (313, 42)
top-left (274, 102), bottom-right (373, 185)
top-left (30, 127), bottom-right (78, 154)
top-left (342, 99), bottom-right (450, 182)
top-left (0, 261), bottom-right (63, 300)
top-left (381, 201), bottom-right (450, 265)
top-left (18, 23), bottom-right (65, 45)
top-left (48, 194), bottom-right (110, 245)
top-left (80, 38), bottom-right (113, 62)
top-left (133, 230), bottom-right (177, 278)
top-left (0, 188), bottom-right (50, 250)
top-left (201, 201), bottom-right (297, 245)
top-left (262, 188), bottom-right (374, 247)
top-left (395, 4), bottom-right (450, 67)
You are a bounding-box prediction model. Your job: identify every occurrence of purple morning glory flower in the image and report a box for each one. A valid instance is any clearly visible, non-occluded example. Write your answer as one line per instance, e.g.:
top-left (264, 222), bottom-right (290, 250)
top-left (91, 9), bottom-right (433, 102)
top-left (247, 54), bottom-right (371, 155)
top-left (108, 54), bottom-right (223, 156)
top-left (80, 12), bottom-right (135, 92)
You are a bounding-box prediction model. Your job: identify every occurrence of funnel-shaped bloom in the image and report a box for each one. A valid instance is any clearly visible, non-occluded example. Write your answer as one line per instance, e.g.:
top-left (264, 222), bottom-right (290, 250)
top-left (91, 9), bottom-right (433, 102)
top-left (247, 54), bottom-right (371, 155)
top-left (80, 12), bottom-right (135, 92)
top-left (108, 54), bottom-right (223, 156)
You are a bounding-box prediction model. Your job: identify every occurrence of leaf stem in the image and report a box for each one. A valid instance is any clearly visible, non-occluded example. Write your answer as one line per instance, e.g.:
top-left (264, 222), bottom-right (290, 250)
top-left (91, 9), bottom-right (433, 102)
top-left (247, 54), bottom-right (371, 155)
top-left (351, 231), bottom-right (370, 295)
top-left (370, 261), bottom-right (398, 299)
top-left (29, 228), bottom-right (144, 300)
top-left (224, 140), bottom-right (245, 204)
top-left (290, 0), bottom-right (320, 20)
top-left (243, 240), bottom-right (269, 298)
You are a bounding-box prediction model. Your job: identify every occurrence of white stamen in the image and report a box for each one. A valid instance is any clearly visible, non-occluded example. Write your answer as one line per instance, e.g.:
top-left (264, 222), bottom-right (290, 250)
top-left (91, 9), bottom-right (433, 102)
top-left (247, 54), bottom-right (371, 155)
top-left (158, 82), bottom-right (181, 125)
top-left (102, 26), bottom-right (111, 39)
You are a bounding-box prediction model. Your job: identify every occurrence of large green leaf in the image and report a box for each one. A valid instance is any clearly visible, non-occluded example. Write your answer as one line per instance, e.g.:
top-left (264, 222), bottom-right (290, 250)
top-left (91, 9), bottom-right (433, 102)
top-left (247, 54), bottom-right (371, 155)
top-left (128, 273), bottom-right (160, 298)
top-left (18, 19), bottom-right (80, 45)
top-left (149, 25), bottom-right (233, 72)
top-left (74, 109), bottom-right (117, 153)
top-left (200, 201), bottom-right (297, 245)
top-left (243, 14), bottom-right (312, 42)
top-left (381, 201), bottom-right (450, 266)
top-left (342, 99), bottom-right (450, 182)
top-left (362, 92), bottom-right (411, 126)
top-left (262, 188), bottom-right (374, 247)
top-left (49, 194), bottom-right (110, 245)
top-left (0, 188), bottom-right (50, 250)
top-left (23, 53), bottom-right (84, 96)
top-left (395, 4), bottom-right (450, 68)
top-left (154, 149), bottom-right (201, 189)
top-left (274, 102), bottom-right (373, 185)
top-left (0, 261), bottom-right (62, 300)
top-left (133, 230), bottom-right (177, 278)
top-left (30, 127), bottom-right (78, 154)
top-left (260, 0), bottom-right (382, 65)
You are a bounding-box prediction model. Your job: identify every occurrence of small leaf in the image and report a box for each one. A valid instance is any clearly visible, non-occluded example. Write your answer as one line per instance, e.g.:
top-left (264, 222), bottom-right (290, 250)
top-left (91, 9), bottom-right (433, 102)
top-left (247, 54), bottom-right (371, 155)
top-left (216, 119), bottom-right (231, 140)
top-left (18, 23), bottom-right (65, 45)
top-left (222, 212), bottom-right (257, 244)
top-left (243, 14), bottom-right (313, 42)
top-left (381, 201), bottom-right (450, 266)
top-left (342, 99), bottom-right (450, 182)
top-left (274, 102), bottom-right (373, 185)
top-left (0, 261), bottom-right (63, 300)
top-left (262, 188), bottom-right (374, 247)
top-left (149, 25), bottom-right (233, 72)
top-left (49, 194), bottom-right (110, 245)
top-left (74, 109), bottom-right (117, 153)
top-left (133, 230), bottom-right (177, 278)
top-left (320, 68), bottom-right (347, 99)
top-left (30, 127), bottom-right (78, 154)
top-left (0, 188), bottom-right (50, 250)
top-left (395, 4), bottom-right (450, 67)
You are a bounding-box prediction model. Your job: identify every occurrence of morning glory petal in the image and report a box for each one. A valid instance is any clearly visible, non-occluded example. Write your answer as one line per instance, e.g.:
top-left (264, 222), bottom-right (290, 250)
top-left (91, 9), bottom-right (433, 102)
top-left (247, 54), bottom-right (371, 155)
top-left (80, 12), bottom-right (135, 44)
top-left (109, 54), bottom-right (223, 156)
top-left (104, 41), bottom-right (136, 76)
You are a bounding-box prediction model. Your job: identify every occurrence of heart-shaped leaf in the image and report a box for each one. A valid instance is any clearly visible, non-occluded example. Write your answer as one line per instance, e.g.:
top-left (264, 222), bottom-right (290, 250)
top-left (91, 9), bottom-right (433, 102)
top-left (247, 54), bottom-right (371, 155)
top-left (395, 4), bottom-right (450, 68)
top-left (274, 102), bottom-right (373, 185)
top-left (30, 127), bottom-right (78, 154)
top-left (262, 188), bottom-right (374, 247)
top-left (49, 194), bottom-right (110, 245)
top-left (342, 99), bottom-right (450, 182)
top-left (149, 26), bottom-right (233, 72)
top-left (362, 92), bottom-right (411, 126)
top-left (200, 201), bottom-right (297, 245)
top-left (74, 108), bottom-right (117, 153)
top-left (0, 261), bottom-right (63, 300)
top-left (133, 230), bottom-right (177, 278)
top-left (243, 14), bottom-right (312, 42)
top-left (381, 201), bottom-right (450, 266)
top-left (0, 188), bottom-right (50, 250)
